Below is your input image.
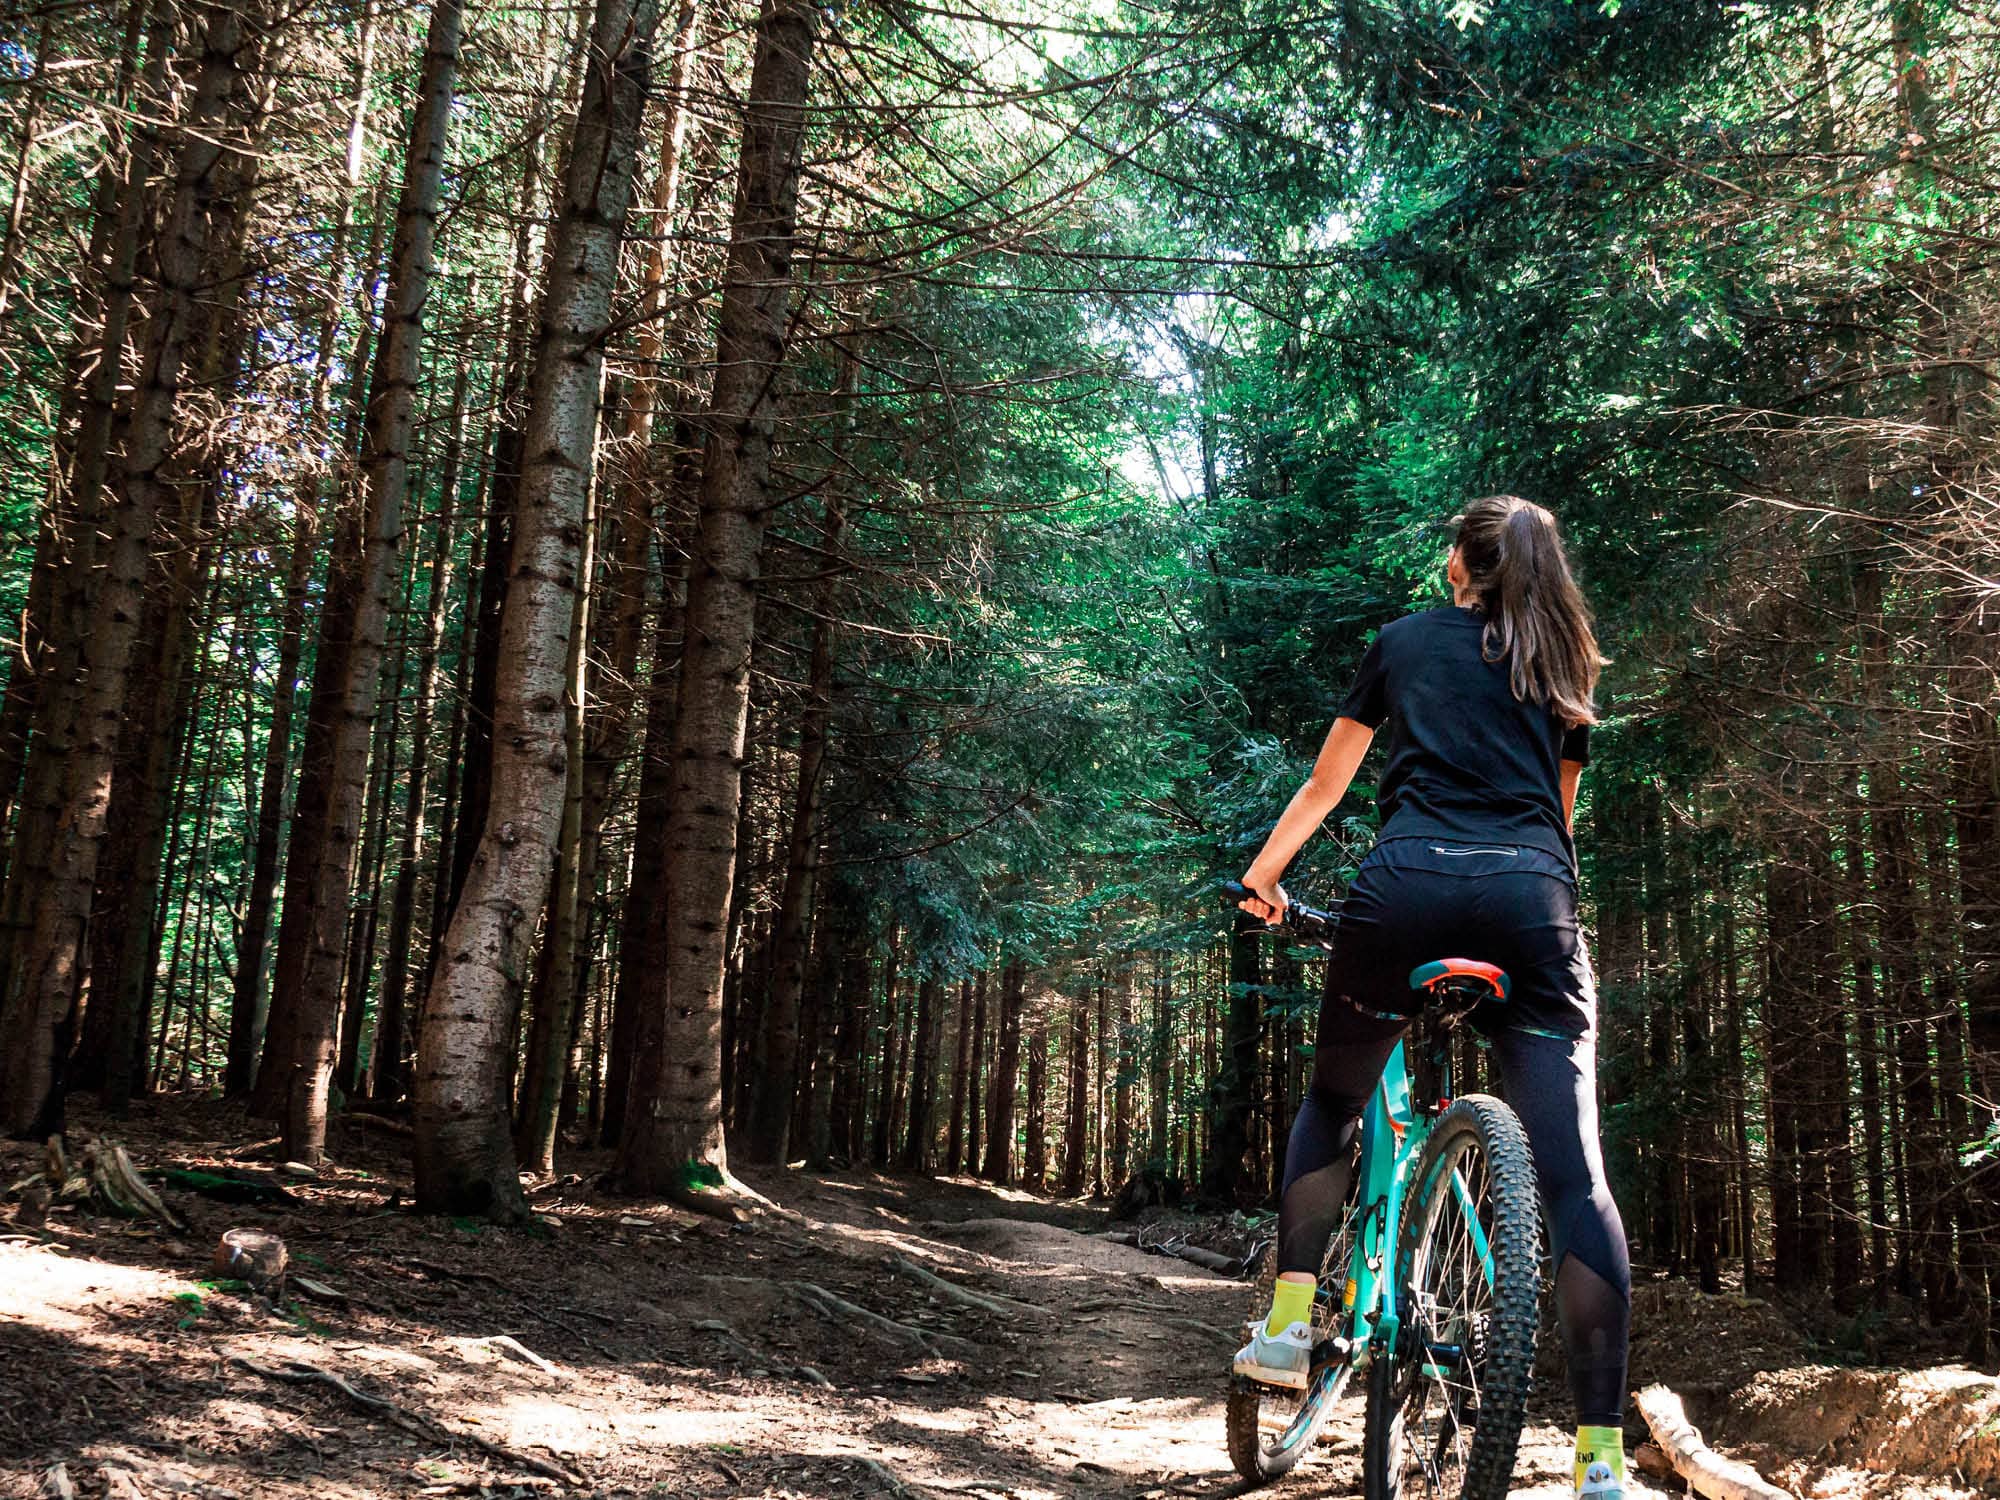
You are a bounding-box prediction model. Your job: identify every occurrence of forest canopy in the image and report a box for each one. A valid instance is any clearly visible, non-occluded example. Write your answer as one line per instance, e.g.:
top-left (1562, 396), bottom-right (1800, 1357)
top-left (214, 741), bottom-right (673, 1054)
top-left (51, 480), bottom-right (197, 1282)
top-left (0, 0), bottom-right (1993, 1360)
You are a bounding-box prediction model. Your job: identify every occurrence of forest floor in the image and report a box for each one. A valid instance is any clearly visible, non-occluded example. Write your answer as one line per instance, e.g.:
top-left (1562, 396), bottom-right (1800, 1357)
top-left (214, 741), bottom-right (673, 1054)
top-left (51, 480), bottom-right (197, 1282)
top-left (2, 1097), bottom-right (1993, 1500)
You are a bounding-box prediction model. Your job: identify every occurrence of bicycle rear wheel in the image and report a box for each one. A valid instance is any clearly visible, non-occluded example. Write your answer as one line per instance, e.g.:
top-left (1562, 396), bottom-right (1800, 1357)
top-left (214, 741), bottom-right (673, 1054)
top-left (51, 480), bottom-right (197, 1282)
top-left (1225, 1161), bottom-right (1360, 1483)
top-left (1362, 1096), bottom-right (1540, 1500)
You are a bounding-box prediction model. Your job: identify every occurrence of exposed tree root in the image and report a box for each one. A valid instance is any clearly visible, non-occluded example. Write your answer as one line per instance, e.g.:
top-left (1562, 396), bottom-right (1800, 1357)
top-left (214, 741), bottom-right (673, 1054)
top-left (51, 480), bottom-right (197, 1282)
top-left (850, 1454), bottom-right (942, 1498)
top-left (886, 1253), bottom-right (1049, 1319)
top-left (1635, 1384), bottom-right (1795, 1500)
top-left (668, 1181), bottom-right (753, 1222)
top-left (228, 1355), bottom-right (585, 1487)
top-left (707, 1273), bottom-right (976, 1356)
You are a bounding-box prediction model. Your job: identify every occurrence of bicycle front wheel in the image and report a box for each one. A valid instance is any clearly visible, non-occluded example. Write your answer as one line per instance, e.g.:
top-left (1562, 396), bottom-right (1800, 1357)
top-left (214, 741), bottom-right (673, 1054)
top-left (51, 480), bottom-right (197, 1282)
top-left (1362, 1096), bottom-right (1541, 1500)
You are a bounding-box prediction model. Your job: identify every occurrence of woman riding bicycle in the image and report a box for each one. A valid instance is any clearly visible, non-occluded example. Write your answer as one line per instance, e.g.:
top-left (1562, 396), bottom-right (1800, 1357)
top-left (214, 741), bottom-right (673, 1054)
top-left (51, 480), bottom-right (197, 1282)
top-left (1233, 496), bottom-right (1632, 1500)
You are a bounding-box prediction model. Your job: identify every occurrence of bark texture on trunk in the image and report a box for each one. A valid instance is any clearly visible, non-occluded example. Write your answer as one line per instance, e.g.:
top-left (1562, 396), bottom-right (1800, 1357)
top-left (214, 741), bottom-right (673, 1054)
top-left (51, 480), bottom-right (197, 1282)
top-left (416, 0), bottom-right (661, 1217)
top-left (745, 474), bottom-right (843, 1163)
top-left (0, 3), bottom-right (254, 1136)
top-left (981, 961), bottom-right (1023, 1183)
top-left (372, 357), bottom-right (469, 1102)
top-left (617, 0), bottom-right (818, 1197)
top-left (1060, 986), bottom-right (1090, 1195)
top-left (901, 976), bottom-right (941, 1171)
top-left (274, 0), bottom-right (463, 1163)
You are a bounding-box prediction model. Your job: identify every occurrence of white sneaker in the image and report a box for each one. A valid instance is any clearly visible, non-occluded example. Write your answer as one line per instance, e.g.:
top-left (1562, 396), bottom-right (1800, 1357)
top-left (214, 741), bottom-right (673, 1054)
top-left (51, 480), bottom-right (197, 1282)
top-left (1232, 1318), bottom-right (1312, 1390)
top-left (1578, 1459), bottom-right (1624, 1498)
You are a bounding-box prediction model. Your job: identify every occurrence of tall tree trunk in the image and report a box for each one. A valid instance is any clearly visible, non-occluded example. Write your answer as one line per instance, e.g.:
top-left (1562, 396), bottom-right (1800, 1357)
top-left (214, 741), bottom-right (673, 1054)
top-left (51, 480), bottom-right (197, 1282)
top-left (1149, 955), bottom-right (1171, 1170)
top-left (275, 0), bottom-right (462, 1164)
top-left (0, 0), bottom-right (154, 877)
top-left (0, 0), bottom-right (170, 952)
top-left (227, 2), bottom-right (377, 1101)
top-left (81, 118), bottom-right (259, 1101)
top-left (1201, 911), bottom-right (1262, 1207)
top-left (901, 976), bottom-right (941, 1171)
top-left (982, 961), bottom-right (1023, 1183)
top-left (1113, 970), bottom-right (1133, 1186)
top-left (945, 978), bottom-right (971, 1174)
top-left (371, 354), bottom-right (469, 1102)
top-left (416, 0), bottom-right (660, 1216)
top-left (1060, 986), bottom-right (1089, 1196)
top-left (825, 905), bottom-right (868, 1161)
top-left (0, 2), bottom-right (257, 1137)
top-left (745, 471), bottom-right (844, 1162)
top-left (964, 970), bottom-right (986, 1174)
top-left (514, 441), bottom-right (600, 1174)
top-left (592, 0), bottom-right (702, 1145)
top-left (871, 923), bottom-right (901, 1164)
top-left (614, 0), bottom-right (818, 1202)
top-left (1023, 1002), bottom-right (1049, 1190)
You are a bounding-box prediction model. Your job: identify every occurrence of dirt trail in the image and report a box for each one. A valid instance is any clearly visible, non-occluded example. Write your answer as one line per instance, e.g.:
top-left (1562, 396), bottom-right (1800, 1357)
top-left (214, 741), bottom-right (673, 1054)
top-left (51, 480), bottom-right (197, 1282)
top-left (0, 1101), bottom-right (1961, 1499)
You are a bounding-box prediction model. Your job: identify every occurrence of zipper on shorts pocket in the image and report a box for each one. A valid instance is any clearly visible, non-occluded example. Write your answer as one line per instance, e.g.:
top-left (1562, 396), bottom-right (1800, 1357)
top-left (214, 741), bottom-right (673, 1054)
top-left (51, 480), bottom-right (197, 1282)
top-left (1428, 844), bottom-right (1520, 858)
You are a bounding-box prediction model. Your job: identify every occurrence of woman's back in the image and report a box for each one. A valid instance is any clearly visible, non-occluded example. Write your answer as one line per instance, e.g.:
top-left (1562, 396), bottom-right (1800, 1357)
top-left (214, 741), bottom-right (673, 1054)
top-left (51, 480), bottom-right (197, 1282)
top-left (1337, 605), bottom-right (1588, 864)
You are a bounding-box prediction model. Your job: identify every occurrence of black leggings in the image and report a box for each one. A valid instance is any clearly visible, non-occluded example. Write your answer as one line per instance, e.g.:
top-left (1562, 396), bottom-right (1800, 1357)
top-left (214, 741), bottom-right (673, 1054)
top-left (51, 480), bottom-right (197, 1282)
top-left (1276, 839), bottom-right (1631, 1428)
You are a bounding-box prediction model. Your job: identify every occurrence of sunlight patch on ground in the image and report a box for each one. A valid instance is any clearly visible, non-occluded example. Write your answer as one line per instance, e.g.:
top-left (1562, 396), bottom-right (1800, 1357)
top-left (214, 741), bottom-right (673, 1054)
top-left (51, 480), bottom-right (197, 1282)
top-left (0, 1240), bottom-right (202, 1331)
top-left (602, 1401), bottom-right (775, 1448)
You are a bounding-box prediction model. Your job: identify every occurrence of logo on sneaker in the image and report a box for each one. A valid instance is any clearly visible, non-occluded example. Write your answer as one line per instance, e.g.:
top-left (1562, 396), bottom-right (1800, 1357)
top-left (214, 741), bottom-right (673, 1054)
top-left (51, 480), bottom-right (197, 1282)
top-left (1578, 1458), bottom-right (1621, 1496)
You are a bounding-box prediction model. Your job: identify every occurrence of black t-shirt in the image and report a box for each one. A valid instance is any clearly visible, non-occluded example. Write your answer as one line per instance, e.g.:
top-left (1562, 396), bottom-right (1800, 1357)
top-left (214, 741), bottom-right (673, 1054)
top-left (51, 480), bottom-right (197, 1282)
top-left (1336, 606), bottom-right (1589, 865)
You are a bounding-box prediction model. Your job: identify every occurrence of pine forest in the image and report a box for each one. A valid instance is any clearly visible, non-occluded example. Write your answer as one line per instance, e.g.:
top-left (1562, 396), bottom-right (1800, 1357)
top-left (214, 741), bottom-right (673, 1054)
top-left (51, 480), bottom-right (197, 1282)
top-left (0, 0), bottom-right (1996, 1491)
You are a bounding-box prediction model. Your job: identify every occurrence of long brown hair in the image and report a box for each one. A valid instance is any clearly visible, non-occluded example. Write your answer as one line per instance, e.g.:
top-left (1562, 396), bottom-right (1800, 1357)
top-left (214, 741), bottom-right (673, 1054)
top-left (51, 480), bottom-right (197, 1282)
top-left (1452, 495), bottom-right (1603, 727)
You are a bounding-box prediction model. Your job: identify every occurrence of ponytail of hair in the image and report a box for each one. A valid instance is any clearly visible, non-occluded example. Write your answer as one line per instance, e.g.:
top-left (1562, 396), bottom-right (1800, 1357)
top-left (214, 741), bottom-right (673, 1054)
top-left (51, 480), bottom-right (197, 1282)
top-left (1452, 495), bottom-right (1603, 727)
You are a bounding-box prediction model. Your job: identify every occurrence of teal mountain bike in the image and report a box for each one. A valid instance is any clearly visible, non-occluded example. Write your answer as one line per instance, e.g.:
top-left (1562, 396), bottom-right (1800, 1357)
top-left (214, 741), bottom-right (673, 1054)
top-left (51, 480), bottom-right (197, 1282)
top-left (1220, 882), bottom-right (1544, 1500)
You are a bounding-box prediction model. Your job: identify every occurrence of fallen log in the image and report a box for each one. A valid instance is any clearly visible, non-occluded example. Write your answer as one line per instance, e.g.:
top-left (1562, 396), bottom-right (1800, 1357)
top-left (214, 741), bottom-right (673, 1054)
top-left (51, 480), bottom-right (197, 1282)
top-left (1634, 1384), bottom-right (1795, 1500)
top-left (1103, 1231), bottom-right (1245, 1276)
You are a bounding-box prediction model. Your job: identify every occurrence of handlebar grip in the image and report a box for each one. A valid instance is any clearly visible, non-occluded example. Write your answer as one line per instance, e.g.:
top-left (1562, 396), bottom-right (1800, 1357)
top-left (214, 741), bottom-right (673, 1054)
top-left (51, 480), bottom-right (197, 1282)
top-left (1222, 879), bottom-right (1284, 915)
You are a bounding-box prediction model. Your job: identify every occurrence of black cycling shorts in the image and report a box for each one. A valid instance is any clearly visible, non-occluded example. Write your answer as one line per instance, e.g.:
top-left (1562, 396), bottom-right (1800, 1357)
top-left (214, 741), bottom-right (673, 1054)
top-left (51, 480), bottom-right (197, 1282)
top-left (1323, 836), bottom-right (1596, 1042)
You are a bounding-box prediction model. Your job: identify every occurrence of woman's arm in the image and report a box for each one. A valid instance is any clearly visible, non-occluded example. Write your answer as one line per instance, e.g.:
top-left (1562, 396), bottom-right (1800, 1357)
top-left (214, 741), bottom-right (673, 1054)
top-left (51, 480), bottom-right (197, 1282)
top-left (1238, 717), bottom-right (1376, 921)
top-left (1561, 759), bottom-right (1583, 831)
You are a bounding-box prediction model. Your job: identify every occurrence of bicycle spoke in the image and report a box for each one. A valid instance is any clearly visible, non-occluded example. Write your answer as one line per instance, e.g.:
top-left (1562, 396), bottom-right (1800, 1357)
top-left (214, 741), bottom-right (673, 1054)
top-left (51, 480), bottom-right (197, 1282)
top-left (1399, 1134), bottom-right (1500, 1496)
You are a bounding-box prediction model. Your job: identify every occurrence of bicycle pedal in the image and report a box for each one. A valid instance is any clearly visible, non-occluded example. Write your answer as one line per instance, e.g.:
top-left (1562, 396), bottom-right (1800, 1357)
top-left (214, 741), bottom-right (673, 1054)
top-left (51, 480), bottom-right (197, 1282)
top-left (1309, 1334), bottom-right (1351, 1367)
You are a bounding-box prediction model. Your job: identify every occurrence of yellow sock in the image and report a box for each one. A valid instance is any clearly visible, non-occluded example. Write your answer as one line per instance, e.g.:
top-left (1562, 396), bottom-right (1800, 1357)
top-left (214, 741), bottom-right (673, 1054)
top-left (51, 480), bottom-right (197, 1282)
top-left (1574, 1425), bottom-right (1626, 1491)
top-left (1266, 1277), bottom-right (1314, 1335)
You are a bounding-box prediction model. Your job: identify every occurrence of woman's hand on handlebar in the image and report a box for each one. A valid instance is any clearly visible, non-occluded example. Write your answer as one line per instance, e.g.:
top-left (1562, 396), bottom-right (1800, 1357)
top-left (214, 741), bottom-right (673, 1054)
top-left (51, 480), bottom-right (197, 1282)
top-left (1236, 871), bottom-right (1288, 924)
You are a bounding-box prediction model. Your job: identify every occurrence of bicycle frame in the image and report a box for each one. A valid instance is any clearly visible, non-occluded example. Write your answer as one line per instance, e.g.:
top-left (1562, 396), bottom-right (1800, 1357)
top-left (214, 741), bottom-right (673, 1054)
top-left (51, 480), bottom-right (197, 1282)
top-left (1336, 1039), bottom-right (1425, 1365)
top-left (1331, 1027), bottom-right (1497, 1374)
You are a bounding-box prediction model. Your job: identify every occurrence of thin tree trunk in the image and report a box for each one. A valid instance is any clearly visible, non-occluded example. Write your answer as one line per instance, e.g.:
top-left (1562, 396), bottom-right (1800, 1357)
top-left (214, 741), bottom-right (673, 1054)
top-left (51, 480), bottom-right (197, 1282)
top-left (1060, 986), bottom-right (1089, 1196)
top-left (983, 961), bottom-right (1023, 1183)
top-left (251, 177), bottom-right (392, 1121)
top-left (870, 922), bottom-right (901, 1164)
top-left (336, 625), bottom-right (404, 1097)
top-left (416, 0), bottom-right (661, 1216)
top-left (946, 977), bottom-right (971, 1173)
top-left (1200, 911), bottom-right (1262, 1207)
top-left (276, 0), bottom-right (463, 1164)
top-left (1024, 1002), bottom-right (1049, 1190)
top-left (372, 353), bottom-right (469, 1102)
top-left (901, 976), bottom-right (941, 1171)
top-left (826, 909), bottom-right (868, 1161)
top-left (745, 461), bottom-right (844, 1162)
top-left (1113, 970), bottom-right (1134, 1187)
top-left (964, 969), bottom-right (986, 1174)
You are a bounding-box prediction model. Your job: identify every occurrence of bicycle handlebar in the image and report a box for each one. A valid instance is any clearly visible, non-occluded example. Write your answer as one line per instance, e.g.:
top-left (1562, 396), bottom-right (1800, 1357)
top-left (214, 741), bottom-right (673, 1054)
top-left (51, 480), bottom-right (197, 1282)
top-left (1220, 879), bottom-right (1340, 946)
